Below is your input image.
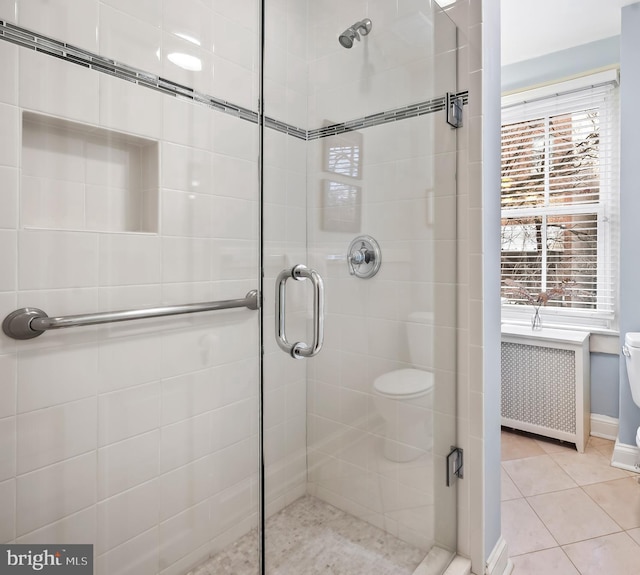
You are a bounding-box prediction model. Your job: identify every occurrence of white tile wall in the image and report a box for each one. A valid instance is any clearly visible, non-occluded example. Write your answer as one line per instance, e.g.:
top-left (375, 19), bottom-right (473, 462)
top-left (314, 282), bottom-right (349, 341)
top-left (18, 0), bottom-right (99, 51)
top-left (19, 49), bottom-right (100, 125)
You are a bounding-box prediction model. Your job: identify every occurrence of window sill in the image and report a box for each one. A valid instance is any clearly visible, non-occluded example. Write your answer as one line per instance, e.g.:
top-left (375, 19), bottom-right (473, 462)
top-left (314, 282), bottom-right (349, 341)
top-left (500, 320), bottom-right (620, 354)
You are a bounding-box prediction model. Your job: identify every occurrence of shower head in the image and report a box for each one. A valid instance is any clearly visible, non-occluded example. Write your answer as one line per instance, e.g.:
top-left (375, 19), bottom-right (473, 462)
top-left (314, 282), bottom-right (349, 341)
top-left (338, 18), bottom-right (372, 49)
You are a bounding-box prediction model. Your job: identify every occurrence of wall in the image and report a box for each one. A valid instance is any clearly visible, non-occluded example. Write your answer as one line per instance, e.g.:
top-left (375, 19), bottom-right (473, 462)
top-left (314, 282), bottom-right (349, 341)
top-left (0, 2), bottom-right (271, 574)
top-left (618, 1), bottom-right (640, 447)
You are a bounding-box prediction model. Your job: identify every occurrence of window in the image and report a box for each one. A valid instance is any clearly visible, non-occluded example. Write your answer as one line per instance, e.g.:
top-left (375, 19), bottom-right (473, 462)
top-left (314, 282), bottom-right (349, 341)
top-left (500, 72), bottom-right (619, 330)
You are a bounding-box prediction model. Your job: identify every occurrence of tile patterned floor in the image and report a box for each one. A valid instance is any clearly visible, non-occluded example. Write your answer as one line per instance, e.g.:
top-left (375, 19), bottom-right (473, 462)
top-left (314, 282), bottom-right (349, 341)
top-left (192, 495), bottom-right (426, 575)
top-left (502, 429), bottom-right (640, 575)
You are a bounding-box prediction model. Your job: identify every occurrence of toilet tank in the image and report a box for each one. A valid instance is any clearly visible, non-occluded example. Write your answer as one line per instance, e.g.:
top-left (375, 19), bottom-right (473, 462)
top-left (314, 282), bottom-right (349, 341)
top-left (624, 332), bottom-right (640, 408)
top-left (407, 312), bottom-right (433, 369)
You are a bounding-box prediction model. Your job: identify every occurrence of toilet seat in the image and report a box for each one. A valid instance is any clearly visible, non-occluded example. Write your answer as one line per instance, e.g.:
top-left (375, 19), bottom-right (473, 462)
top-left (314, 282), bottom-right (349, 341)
top-left (373, 368), bottom-right (433, 399)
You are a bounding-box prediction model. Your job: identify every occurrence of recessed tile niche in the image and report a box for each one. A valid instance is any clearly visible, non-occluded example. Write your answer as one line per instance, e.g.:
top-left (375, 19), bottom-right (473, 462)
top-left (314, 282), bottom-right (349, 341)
top-left (21, 112), bottom-right (159, 233)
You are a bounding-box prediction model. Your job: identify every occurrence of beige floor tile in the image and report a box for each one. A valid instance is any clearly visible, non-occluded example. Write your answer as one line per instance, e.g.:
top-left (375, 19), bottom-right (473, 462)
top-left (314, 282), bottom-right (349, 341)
top-left (628, 528), bottom-right (640, 545)
top-left (502, 455), bottom-right (577, 497)
top-left (563, 532), bottom-right (640, 575)
top-left (511, 548), bottom-right (579, 575)
top-left (587, 436), bottom-right (615, 459)
top-left (502, 498), bottom-right (557, 556)
top-left (583, 477), bottom-right (640, 530)
top-left (501, 467), bottom-right (521, 501)
top-left (534, 438), bottom-right (575, 455)
top-left (502, 430), bottom-right (546, 461)
top-left (550, 450), bottom-right (629, 486)
top-left (527, 487), bottom-right (621, 545)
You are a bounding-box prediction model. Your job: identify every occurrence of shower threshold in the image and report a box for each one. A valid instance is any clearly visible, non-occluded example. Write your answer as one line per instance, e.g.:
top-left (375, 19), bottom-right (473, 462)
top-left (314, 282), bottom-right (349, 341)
top-left (190, 495), bottom-right (442, 575)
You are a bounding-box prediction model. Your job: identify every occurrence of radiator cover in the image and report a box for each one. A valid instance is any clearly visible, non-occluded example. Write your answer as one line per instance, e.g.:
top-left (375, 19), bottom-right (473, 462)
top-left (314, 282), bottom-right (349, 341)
top-left (501, 326), bottom-right (591, 452)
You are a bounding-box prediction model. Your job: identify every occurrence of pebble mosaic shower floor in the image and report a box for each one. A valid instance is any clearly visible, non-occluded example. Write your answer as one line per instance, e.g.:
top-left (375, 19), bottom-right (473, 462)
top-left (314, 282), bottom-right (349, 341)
top-left (191, 495), bottom-right (425, 575)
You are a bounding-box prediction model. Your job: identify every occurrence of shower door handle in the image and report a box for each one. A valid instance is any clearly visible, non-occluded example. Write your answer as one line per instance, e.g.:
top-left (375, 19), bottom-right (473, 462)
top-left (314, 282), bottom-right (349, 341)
top-left (275, 264), bottom-right (324, 359)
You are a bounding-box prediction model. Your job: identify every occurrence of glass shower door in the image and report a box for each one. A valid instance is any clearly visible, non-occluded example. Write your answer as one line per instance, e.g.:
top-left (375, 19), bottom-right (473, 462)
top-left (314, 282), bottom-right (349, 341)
top-left (262, 1), bottom-right (459, 574)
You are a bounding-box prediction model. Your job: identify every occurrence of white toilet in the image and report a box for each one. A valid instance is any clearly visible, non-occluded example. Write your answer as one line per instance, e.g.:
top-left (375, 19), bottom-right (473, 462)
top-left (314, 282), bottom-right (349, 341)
top-left (373, 312), bottom-right (434, 462)
top-left (623, 332), bottom-right (640, 448)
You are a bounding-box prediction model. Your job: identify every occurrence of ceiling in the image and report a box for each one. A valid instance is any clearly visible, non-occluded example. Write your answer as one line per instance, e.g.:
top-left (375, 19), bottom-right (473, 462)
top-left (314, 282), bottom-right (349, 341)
top-left (501, 0), bottom-right (637, 66)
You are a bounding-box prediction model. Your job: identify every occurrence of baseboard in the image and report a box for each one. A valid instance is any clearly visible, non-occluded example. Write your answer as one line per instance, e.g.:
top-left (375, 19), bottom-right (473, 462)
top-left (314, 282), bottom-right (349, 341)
top-left (611, 438), bottom-right (639, 472)
top-left (485, 537), bottom-right (510, 575)
top-left (590, 414), bottom-right (619, 440)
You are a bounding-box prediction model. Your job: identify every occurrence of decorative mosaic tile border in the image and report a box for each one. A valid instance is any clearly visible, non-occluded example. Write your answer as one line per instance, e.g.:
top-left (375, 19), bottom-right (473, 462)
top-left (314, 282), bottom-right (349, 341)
top-left (0, 20), bottom-right (467, 141)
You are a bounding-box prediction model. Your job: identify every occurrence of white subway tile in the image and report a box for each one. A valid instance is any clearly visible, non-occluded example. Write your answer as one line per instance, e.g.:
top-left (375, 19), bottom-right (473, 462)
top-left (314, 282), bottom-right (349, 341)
top-left (97, 479), bottom-right (159, 554)
top-left (101, 0), bottom-right (162, 28)
top-left (99, 75), bottom-right (162, 140)
top-left (98, 382), bottom-right (160, 447)
top-left (0, 478), bottom-right (15, 542)
top-left (21, 177), bottom-right (86, 230)
top-left (162, 96), bottom-right (214, 151)
top-left (18, 344), bottom-right (98, 413)
top-left (98, 234), bottom-right (162, 287)
top-left (0, 293), bottom-right (17, 356)
top-left (209, 479), bottom-right (254, 539)
top-left (98, 334), bottom-right (162, 394)
top-left (159, 455), bottom-right (214, 520)
top-left (0, 416), bottom-right (15, 482)
top-left (162, 190), bottom-right (214, 238)
top-left (17, 398), bottom-right (97, 475)
top-left (211, 0), bottom-right (258, 32)
top-left (98, 431), bottom-right (160, 500)
top-left (0, 355), bottom-right (16, 419)
top-left (0, 167), bottom-right (17, 229)
top-left (0, 103), bottom-right (18, 167)
top-left (19, 50), bottom-right (99, 124)
top-left (0, 230), bottom-right (15, 292)
top-left (99, 5), bottom-right (162, 75)
top-left (16, 453), bottom-right (96, 536)
top-left (211, 196), bottom-right (257, 239)
top-left (95, 527), bottom-right (159, 575)
top-left (161, 368), bottom-right (222, 426)
top-left (0, 41), bottom-right (17, 105)
top-left (159, 413), bottom-right (212, 473)
top-left (158, 500), bottom-right (211, 570)
top-left (211, 398), bottom-right (257, 452)
top-left (212, 12), bottom-right (256, 71)
top-left (0, 0), bottom-right (16, 22)
top-left (162, 33), bottom-right (214, 97)
top-left (161, 238), bottom-right (213, 283)
top-left (19, 0), bottom-right (98, 50)
top-left (18, 230), bottom-right (99, 290)
top-left (210, 437), bottom-right (256, 493)
top-left (164, 0), bottom-right (214, 49)
top-left (15, 506), bottom-right (97, 545)
top-left (211, 110), bottom-right (258, 161)
top-left (162, 143), bottom-right (214, 194)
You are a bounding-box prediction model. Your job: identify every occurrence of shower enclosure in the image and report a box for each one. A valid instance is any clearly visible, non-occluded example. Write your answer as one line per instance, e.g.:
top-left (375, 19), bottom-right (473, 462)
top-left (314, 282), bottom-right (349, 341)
top-left (0, 1), bottom-right (460, 574)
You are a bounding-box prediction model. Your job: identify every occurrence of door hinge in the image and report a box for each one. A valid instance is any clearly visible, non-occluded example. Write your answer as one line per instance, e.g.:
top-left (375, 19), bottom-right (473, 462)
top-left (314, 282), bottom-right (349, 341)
top-left (446, 446), bottom-right (464, 486)
top-left (446, 92), bottom-right (463, 129)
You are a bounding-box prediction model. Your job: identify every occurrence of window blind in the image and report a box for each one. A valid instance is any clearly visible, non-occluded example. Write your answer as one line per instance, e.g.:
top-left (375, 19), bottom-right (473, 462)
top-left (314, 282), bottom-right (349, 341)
top-left (500, 75), bottom-right (619, 328)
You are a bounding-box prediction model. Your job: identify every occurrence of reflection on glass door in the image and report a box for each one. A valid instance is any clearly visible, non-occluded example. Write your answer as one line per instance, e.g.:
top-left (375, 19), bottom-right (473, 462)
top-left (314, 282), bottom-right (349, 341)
top-left (260, 1), bottom-right (460, 574)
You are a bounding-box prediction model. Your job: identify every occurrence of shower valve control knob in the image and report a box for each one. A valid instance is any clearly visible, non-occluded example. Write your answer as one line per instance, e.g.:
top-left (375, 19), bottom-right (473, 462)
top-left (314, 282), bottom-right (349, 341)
top-left (347, 235), bottom-right (381, 279)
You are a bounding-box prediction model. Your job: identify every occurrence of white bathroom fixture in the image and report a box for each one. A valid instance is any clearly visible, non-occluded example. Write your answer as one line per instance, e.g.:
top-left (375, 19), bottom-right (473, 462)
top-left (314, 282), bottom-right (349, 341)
top-left (623, 332), bottom-right (640, 448)
top-left (372, 312), bottom-right (434, 462)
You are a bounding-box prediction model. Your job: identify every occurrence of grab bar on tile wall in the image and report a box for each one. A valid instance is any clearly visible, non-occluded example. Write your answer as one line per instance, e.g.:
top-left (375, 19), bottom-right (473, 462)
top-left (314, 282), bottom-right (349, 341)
top-left (275, 265), bottom-right (325, 359)
top-left (2, 290), bottom-right (260, 340)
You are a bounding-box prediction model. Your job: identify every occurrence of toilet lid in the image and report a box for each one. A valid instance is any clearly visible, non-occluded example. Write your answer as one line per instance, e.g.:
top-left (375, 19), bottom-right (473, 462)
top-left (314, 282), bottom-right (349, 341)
top-left (626, 332), bottom-right (640, 348)
top-left (374, 368), bottom-right (434, 398)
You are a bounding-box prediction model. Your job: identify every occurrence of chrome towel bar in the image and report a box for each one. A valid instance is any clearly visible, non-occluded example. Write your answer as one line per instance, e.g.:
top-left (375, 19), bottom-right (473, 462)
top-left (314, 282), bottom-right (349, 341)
top-left (2, 290), bottom-right (259, 340)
